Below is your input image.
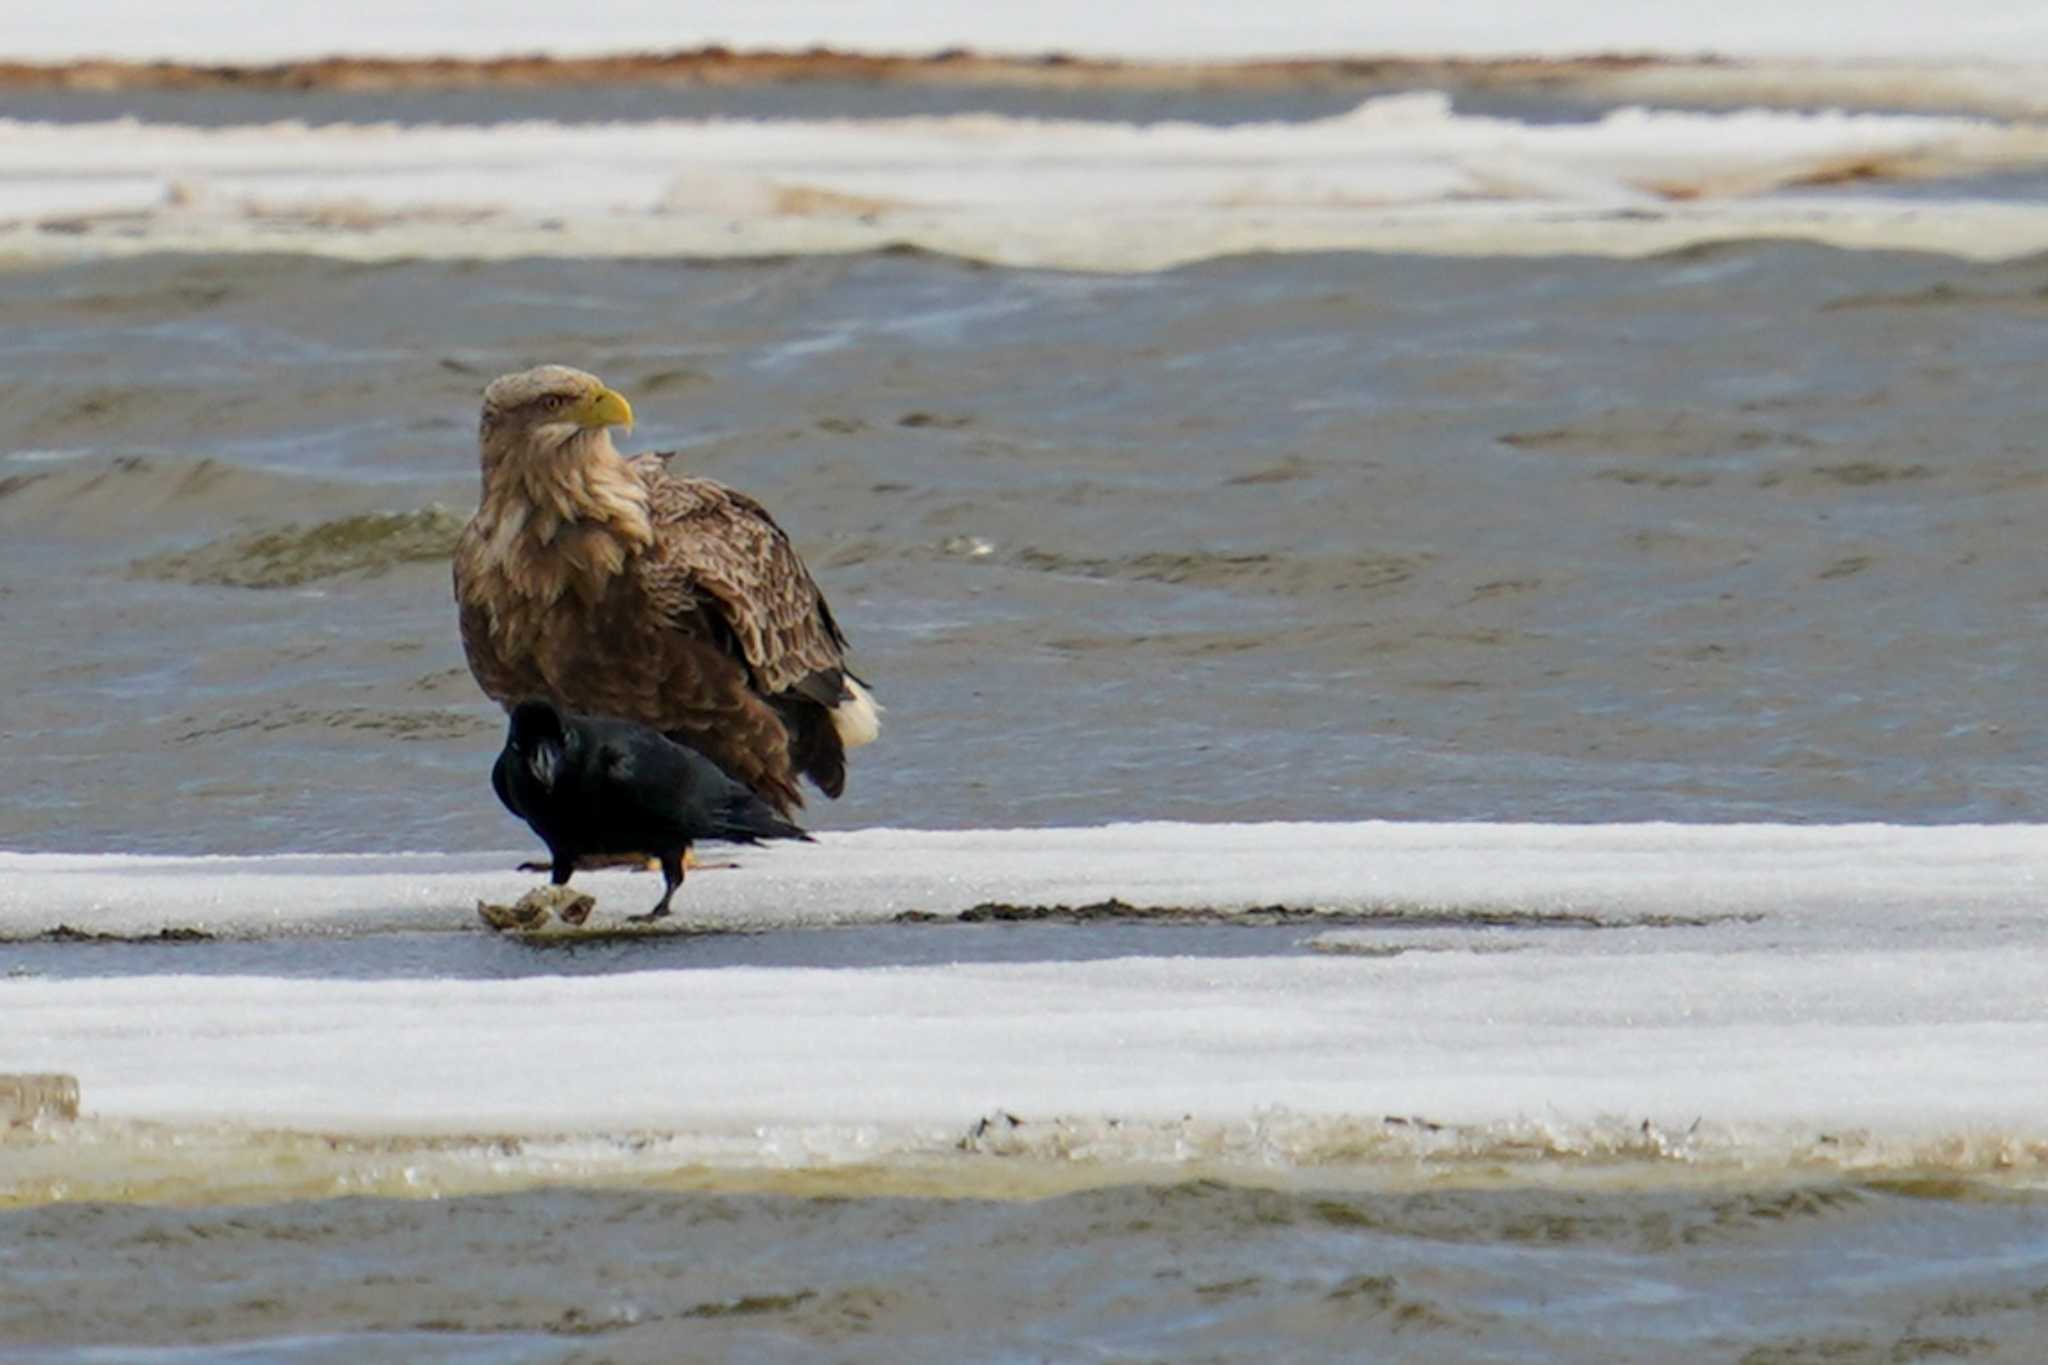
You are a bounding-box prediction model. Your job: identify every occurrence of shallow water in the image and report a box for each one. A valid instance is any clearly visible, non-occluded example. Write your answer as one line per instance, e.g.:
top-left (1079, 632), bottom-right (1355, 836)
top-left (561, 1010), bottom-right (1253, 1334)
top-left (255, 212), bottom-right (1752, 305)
top-left (2, 920), bottom-right (1352, 978)
top-left (0, 907), bottom-right (1668, 978)
top-left (8, 1180), bottom-right (2048, 1363)
top-left (6, 243), bottom-right (2048, 852)
top-left (0, 82), bottom-right (1616, 130)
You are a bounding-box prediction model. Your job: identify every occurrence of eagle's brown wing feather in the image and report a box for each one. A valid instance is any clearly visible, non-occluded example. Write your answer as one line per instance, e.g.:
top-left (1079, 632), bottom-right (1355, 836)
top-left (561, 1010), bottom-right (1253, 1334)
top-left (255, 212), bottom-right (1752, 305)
top-left (631, 455), bottom-right (850, 697)
top-left (569, 602), bottom-right (806, 817)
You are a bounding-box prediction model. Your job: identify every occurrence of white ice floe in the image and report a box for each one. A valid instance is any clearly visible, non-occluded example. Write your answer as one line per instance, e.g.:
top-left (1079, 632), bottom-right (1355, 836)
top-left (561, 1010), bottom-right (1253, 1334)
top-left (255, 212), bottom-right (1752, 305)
top-left (14, 0), bottom-right (2048, 64)
top-left (3, 821), bottom-right (2045, 939)
top-left (12, 96), bottom-right (2048, 268)
top-left (5, 822), bottom-right (2048, 1194)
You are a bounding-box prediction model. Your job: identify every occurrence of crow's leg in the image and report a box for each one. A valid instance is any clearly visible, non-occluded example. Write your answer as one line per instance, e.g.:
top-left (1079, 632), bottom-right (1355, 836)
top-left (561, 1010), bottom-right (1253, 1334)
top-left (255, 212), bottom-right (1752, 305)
top-left (630, 851), bottom-right (686, 922)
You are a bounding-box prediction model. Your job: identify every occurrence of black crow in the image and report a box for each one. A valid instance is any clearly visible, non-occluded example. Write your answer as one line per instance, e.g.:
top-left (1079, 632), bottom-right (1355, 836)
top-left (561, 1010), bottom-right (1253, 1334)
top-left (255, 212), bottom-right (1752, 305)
top-left (493, 699), bottom-right (810, 920)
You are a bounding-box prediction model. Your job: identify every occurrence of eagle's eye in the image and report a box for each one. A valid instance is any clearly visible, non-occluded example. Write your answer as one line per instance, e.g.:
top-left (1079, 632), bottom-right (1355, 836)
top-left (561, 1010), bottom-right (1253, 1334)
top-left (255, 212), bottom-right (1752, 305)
top-left (541, 394), bottom-right (568, 411)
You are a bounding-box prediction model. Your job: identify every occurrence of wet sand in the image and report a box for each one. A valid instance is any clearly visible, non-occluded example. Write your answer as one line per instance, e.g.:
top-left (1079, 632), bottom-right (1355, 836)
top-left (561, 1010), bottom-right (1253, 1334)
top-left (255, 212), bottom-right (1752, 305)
top-left (5, 47), bottom-right (2046, 122)
top-left (0, 49), bottom-right (1715, 98)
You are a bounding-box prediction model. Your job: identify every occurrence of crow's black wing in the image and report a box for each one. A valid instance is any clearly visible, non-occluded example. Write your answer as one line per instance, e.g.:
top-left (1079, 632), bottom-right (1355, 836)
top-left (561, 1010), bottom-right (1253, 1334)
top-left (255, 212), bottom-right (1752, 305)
top-left (611, 728), bottom-right (810, 846)
top-left (592, 729), bottom-right (722, 830)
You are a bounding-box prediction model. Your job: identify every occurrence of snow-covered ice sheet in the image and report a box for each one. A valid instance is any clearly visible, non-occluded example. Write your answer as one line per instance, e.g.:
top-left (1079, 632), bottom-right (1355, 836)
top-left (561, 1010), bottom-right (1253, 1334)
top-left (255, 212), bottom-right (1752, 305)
top-left (4, 821), bottom-right (2045, 939)
top-left (11, 98), bottom-right (2048, 268)
top-left (5, 822), bottom-right (2048, 1197)
top-left (9, 946), bottom-right (2048, 1133)
top-left (14, 0), bottom-right (2048, 64)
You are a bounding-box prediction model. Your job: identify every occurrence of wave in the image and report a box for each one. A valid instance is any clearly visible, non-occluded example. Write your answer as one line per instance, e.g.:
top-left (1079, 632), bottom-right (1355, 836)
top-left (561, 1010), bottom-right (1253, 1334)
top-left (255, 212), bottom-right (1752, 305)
top-left (125, 507), bottom-right (466, 588)
top-left (9, 95), bottom-right (2048, 268)
top-left (0, 453), bottom-right (457, 547)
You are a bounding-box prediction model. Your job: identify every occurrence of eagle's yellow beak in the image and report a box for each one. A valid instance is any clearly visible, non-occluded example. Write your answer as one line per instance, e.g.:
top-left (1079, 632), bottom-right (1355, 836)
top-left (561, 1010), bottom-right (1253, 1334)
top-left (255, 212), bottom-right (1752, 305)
top-left (573, 386), bottom-right (634, 434)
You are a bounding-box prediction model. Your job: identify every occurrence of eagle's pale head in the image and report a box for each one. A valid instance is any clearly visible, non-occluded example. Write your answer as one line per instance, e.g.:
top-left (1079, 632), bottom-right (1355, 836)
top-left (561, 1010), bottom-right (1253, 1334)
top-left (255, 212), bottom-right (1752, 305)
top-left (479, 365), bottom-right (635, 464)
top-left (468, 364), bottom-right (657, 567)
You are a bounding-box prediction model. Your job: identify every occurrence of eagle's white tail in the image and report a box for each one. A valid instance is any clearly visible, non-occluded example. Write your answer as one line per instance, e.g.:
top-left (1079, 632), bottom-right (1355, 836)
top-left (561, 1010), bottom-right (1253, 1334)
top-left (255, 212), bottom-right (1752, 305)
top-left (831, 677), bottom-right (883, 749)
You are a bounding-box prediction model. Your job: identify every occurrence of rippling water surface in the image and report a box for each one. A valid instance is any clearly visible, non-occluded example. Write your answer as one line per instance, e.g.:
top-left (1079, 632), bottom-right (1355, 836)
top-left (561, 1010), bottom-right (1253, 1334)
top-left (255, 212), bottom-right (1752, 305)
top-left (6, 240), bottom-right (2048, 851)
top-left (10, 1179), bottom-right (2048, 1363)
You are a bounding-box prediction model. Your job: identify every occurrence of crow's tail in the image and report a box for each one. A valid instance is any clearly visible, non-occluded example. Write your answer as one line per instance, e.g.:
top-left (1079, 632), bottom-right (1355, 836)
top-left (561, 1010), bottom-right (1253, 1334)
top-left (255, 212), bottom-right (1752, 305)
top-left (715, 787), bottom-right (813, 845)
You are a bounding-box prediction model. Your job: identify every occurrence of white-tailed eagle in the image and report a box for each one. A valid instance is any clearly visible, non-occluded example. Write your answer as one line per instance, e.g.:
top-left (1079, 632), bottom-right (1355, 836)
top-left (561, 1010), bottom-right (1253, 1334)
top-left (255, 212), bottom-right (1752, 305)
top-left (454, 364), bottom-right (880, 817)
